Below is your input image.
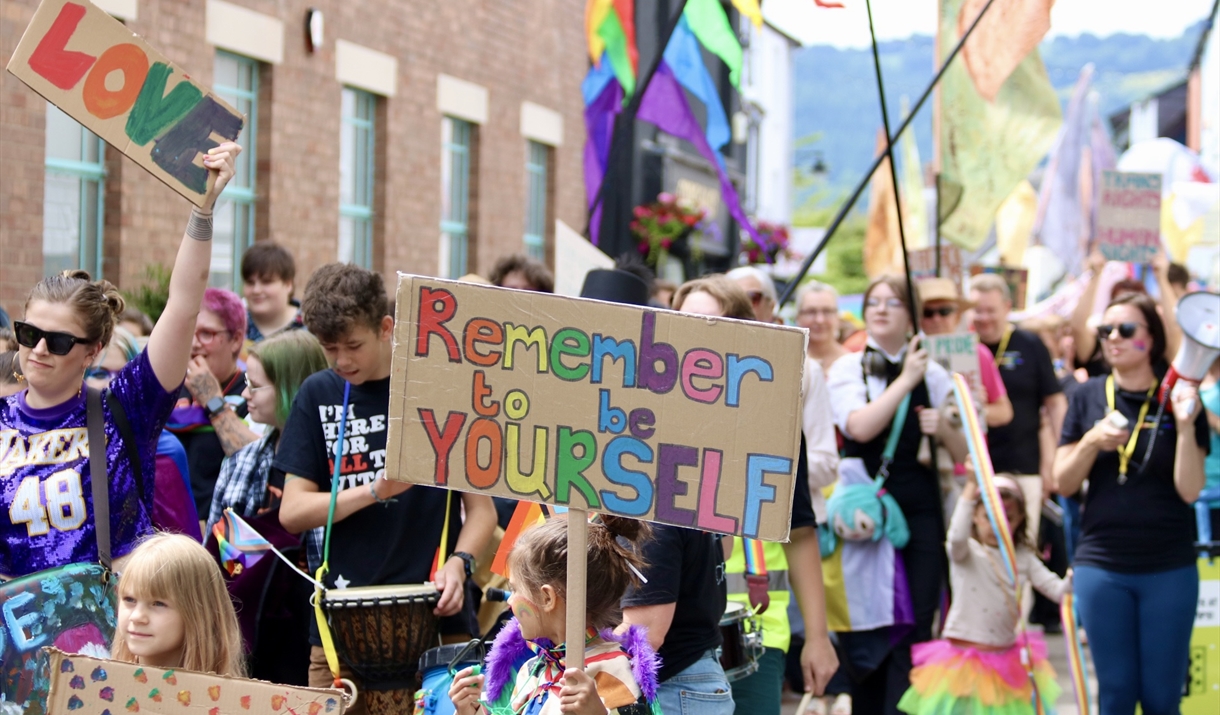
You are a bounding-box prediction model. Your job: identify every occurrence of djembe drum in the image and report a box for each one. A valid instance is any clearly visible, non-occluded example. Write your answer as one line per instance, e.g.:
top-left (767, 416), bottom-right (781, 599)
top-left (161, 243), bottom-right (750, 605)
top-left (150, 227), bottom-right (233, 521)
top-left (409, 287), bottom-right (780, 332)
top-left (322, 583), bottom-right (442, 714)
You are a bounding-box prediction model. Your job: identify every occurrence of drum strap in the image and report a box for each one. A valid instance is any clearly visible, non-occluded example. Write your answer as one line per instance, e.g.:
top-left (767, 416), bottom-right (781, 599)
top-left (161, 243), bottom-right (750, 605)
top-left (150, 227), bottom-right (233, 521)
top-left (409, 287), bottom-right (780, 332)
top-left (314, 380), bottom-right (352, 688)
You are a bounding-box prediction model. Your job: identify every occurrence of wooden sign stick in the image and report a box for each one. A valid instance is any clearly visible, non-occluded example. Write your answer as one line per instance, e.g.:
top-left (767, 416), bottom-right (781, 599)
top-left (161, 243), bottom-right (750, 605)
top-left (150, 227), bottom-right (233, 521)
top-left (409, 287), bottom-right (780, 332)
top-left (566, 509), bottom-right (589, 669)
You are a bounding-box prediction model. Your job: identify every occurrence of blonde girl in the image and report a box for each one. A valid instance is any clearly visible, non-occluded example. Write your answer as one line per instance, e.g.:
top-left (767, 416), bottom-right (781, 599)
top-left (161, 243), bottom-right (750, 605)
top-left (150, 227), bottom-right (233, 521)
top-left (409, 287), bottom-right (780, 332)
top-left (112, 534), bottom-right (243, 676)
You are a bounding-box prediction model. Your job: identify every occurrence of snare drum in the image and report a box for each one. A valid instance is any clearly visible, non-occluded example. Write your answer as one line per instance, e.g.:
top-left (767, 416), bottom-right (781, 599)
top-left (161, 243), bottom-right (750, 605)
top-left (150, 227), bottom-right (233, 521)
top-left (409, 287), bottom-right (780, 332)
top-left (718, 601), bottom-right (763, 682)
top-left (321, 583), bottom-right (441, 693)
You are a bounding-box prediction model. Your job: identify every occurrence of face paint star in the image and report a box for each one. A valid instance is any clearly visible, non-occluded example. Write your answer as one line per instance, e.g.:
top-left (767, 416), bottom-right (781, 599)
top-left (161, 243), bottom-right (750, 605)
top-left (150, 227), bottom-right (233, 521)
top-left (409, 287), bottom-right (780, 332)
top-left (334, 575), bottom-right (351, 589)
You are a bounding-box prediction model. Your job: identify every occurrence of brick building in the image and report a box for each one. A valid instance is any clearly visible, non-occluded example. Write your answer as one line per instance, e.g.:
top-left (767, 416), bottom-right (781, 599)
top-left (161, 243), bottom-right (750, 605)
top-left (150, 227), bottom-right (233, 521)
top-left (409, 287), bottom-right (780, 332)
top-left (0, 0), bottom-right (588, 315)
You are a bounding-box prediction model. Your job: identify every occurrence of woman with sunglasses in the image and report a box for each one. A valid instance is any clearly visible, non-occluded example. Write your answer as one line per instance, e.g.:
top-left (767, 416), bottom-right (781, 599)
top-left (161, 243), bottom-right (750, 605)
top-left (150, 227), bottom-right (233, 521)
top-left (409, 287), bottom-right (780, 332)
top-left (1, 142), bottom-right (240, 580)
top-left (1054, 293), bottom-right (1207, 715)
top-left (825, 275), bottom-right (967, 714)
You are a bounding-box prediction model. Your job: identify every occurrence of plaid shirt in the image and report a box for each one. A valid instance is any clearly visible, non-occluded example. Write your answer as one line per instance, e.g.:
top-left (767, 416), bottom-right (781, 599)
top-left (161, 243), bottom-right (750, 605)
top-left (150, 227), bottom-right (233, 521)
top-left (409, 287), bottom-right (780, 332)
top-left (208, 432), bottom-right (324, 567)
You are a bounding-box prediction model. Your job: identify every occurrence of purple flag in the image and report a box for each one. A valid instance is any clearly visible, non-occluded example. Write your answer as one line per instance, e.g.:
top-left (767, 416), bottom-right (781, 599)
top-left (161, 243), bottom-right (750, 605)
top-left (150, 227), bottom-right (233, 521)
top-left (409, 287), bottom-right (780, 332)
top-left (637, 61), bottom-right (761, 246)
top-left (584, 77), bottom-right (623, 245)
top-left (1034, 65), bottom-right (1094, 276)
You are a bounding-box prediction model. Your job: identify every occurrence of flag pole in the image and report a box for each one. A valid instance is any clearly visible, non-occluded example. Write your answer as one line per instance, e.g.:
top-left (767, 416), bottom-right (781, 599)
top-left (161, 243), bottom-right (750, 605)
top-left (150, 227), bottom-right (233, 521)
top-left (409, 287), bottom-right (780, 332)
top-left (584, 0), bottom-right (692, 239)
top-left (777, 0), bottom-right (1000, 308)
top-left (864, 0), bottom-right (916, 328)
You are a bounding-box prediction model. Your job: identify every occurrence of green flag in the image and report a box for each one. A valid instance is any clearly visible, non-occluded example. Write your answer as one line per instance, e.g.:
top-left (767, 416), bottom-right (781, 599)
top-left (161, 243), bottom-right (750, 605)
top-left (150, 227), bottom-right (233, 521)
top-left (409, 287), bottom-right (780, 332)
top-left (598, 8), bottom-right (636, 98)
top-left (939, 0), bottom-right (1061, 250)
top-left (684, 0), bottom-right (742, 87)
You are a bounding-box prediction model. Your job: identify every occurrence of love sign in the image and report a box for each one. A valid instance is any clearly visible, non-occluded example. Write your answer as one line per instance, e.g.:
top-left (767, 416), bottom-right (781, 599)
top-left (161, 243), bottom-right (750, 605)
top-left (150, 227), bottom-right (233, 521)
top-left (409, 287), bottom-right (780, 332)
top-left (7, 0), bottom-right (244, 206)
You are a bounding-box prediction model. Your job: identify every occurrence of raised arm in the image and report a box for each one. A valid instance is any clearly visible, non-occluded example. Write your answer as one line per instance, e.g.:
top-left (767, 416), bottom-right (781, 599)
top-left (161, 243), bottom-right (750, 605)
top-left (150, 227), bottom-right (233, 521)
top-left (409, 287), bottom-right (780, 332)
top-left (1153, 251), bottom-right (1183, 359)
top-left (1070, 251), bottom-right (1105, 368)
top-left (947, 481), bottom-right (978, 562)
top-left (146, 143), bottom-right (241, 391)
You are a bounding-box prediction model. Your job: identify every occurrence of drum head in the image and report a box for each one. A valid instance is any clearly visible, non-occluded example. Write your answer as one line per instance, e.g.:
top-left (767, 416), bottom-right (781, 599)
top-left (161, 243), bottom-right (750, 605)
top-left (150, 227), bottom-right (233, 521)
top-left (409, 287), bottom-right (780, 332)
top-left (322, 582), bottom-right (440, 605)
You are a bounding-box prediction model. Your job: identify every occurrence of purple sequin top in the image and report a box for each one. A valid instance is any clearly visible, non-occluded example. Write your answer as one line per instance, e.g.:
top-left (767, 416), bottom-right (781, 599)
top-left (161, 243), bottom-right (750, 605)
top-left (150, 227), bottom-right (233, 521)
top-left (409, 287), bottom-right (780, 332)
top-left (0, 350), bottom-right (178, 577)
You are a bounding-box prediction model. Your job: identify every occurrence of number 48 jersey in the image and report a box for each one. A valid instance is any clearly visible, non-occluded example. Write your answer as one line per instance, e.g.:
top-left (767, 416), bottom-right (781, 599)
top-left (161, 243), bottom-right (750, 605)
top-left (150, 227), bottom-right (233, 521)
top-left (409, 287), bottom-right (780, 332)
top-left (0, 351), bottom-right (177, 577)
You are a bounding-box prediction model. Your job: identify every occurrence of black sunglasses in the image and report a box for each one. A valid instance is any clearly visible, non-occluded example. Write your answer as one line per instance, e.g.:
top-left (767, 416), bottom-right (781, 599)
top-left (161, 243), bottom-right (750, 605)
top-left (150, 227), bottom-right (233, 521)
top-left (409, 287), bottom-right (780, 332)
top-left (1097, 322), bottom-right (1144, 340)
top-left (923, 306), bottom-right (957, 318)
top-left (14, 321), bottom-right (92, 356)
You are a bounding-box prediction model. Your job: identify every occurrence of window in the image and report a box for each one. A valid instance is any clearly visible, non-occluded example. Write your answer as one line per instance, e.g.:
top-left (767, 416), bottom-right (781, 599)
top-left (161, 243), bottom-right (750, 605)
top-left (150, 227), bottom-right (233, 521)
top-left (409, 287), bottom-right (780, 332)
top-left (440, 117), bottom-right (472, 279)
top-left (43, 103), bottom-right (105, 278)
top-left (339, 88), bottom-right (376, 267)
top-left (212, 51), bottom-right (260, 290)
top-left (524, 141), bottom-right (549, 261)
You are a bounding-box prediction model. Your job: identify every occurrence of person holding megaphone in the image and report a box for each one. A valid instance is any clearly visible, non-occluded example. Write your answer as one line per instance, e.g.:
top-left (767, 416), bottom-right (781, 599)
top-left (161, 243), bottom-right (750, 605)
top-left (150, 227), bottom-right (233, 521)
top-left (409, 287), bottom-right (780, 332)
top-left (1054, 292), bottom-right (1208, 715)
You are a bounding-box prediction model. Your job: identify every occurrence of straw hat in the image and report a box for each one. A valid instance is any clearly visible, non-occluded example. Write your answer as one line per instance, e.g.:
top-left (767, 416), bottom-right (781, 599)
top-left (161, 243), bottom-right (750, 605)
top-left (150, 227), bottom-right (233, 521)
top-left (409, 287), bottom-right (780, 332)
top-left (917, 277), bottom-right (973, 310)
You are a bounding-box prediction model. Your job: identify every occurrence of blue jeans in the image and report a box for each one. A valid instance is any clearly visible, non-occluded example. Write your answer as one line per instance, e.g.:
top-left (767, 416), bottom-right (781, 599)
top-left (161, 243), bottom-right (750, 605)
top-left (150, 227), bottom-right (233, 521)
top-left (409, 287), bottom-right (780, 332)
top-left (657, 650), bottom-right (734, 715)
top-left (1074, 563), bottom-right (1198, 715)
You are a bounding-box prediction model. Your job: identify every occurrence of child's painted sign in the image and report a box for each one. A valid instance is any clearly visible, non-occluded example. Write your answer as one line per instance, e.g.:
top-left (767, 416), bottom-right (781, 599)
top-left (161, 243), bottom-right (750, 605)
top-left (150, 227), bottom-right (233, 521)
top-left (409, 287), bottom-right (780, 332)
top-left (42, 650), bottom-right (347, 714)
top-left (386, 276), bottom-right (807, 542)
top-left (0, 564), bottom-right (114, 715)
top-left (1097, 171), bottom-right (1163, 264)
top-left (6, 0), bottom-right (244, 206)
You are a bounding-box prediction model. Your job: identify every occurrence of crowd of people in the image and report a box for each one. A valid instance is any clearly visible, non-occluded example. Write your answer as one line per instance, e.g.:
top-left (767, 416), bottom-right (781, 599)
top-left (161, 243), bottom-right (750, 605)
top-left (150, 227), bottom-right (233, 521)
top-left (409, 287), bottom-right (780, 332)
top-left (0, 143), bottom-right (1214, 715)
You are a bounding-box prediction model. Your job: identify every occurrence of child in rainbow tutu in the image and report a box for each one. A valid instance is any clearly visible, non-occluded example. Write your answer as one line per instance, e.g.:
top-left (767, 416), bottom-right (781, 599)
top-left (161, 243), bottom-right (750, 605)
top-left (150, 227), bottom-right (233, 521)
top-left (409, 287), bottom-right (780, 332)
top-left (899, 476), bottom-right (1071, 715)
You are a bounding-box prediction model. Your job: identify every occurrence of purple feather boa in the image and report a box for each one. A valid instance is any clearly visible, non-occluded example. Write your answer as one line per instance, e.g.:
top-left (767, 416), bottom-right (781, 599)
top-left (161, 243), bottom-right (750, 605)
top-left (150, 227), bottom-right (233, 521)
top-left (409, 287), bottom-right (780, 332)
top-left (483, 618), bottom-right (661, 703)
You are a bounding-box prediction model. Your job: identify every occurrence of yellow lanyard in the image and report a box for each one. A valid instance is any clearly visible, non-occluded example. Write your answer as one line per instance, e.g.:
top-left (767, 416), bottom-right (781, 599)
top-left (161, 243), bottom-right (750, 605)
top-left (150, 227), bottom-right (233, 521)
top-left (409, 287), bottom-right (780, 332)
top-left (994, 326), bottom-right (1014, 368)
top-left (1106, 374), bottom-right (1156, 481)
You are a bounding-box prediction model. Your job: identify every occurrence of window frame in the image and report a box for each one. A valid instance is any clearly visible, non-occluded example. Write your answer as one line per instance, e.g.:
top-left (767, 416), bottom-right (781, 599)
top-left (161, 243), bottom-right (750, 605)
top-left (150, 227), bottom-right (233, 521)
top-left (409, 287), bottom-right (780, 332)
top-left (524, 140), bottom-right (549, 262)
top-left (211, 50), bottom-right (260, 291)
top-left (440, 117), bottom-right (473, 279)
top-left (339, 87), bottom-right (377, 268)
top-left (43, 103), bottom-right (106, 278)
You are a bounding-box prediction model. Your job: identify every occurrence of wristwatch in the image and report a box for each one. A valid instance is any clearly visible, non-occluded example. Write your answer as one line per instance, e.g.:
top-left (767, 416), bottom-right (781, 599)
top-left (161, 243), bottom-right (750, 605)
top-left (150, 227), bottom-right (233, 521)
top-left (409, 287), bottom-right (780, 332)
top-left (205, 396), bottom-right (228, 417)
top-left (452, 551), bottom-right (476, 579)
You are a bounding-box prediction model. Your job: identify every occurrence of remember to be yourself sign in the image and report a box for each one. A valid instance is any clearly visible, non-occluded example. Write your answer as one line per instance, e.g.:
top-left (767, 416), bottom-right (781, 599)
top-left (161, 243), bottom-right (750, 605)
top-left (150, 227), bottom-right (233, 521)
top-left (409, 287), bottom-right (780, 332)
top-left (385, 277), bottom-right (807, 542)
top-left (7, 0), bottom-right (244, 205)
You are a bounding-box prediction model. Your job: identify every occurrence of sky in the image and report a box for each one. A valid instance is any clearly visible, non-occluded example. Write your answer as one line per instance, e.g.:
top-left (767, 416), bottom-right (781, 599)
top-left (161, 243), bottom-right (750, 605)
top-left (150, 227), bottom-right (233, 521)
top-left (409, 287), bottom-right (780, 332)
top-left (763, 0), bottom-right (1217, 48)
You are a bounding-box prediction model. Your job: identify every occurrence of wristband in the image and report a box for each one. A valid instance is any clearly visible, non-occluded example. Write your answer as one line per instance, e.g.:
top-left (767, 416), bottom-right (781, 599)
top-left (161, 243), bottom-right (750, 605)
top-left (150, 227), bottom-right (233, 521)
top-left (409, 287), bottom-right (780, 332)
top-left (369, 478), bottom-right (397, 505)
top-left (187, 208), bottom-right (213, 241)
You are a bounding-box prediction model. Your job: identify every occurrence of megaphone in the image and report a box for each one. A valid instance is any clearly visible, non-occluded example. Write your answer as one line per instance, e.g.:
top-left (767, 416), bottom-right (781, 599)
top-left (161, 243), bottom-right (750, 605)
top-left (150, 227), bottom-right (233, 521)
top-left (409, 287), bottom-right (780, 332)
top-left (1158, 290), bottom-right (1220, 412)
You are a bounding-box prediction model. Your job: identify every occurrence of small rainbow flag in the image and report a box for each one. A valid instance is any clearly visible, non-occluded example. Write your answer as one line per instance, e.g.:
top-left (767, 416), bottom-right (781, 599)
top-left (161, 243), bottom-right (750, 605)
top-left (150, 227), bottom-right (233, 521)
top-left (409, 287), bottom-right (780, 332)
top-left (742, 538), bottom-right (767, 576)
top-left (212, 509), bottom-right (272, 576)
top-left (491, 502), bottom-right (550, 577)
top-left (1061, 590), bottom-right (1091, 714)
top-left (951, 373), bottom-right (1019, 585)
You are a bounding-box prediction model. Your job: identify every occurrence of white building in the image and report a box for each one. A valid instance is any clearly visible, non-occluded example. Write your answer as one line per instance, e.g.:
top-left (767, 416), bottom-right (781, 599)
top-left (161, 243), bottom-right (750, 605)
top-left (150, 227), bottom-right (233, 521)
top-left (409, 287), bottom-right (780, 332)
top-left (739, 9), bottom-right (800, 228)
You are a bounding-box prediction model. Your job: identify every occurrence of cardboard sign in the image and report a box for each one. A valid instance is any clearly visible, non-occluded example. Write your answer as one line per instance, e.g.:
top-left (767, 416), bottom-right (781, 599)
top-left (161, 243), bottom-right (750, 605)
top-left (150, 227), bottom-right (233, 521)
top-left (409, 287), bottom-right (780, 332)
top-left (1183, 557), bottom-right (1220, 714)
top-left (1096, 171), bottom-right (1163, 264)
top-left (926, 332), bottom-right (982, 396)
top-left (0, 564), bottom-right (114, 715)
top-left (909, 246), bottom-right (963, 286)
top-left (385, 276), bottom-right (806, 542)
top-left (970, 265), bottom-right (1029, 311)
top-left (42, 649), bottom-right (346, 714)
top-left (7, 0), bottom-right (244, 206)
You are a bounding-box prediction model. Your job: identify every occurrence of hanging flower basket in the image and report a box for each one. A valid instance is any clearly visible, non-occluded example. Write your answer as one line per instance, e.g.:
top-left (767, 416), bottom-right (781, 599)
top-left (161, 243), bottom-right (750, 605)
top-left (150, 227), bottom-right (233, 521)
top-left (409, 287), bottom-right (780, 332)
top-left (631, 193), bottom-right (706, 269)
top-left (739, 221), bottom-right (791, 265)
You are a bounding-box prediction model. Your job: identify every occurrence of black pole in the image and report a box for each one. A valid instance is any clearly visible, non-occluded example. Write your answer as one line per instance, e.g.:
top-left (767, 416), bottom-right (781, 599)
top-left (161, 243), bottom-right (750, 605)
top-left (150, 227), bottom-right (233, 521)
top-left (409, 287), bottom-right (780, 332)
top-left (864, 0), bottom-right (917, 329)
top-left (584, 0), bottom-right (692, 238)
top-left (777, 0), bottom-right (999, 307)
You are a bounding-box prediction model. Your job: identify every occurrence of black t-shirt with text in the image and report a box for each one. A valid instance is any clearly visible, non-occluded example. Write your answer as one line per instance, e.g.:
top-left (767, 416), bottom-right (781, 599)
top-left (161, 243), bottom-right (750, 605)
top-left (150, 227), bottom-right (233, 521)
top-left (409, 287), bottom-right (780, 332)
top-left (983, 329), bottom-right (1062, 475)
top-left (178, 372), bottom-right (248, 517)
top-left (792, 433), bottom-right (818, 529)
top-left (621, 525), bottom-right (727, 683)
top-left (273, 371), bottom-right (465, 641)
top-left (1060, 375), bottom-right (1209, 573)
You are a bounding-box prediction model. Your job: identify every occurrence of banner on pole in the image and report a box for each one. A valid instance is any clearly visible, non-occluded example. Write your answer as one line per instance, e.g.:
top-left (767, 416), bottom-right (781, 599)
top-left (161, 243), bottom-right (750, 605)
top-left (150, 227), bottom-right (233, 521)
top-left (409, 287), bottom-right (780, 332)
top-left (385, 276), bottom-right (806, 542)
top-left (909, 246), bottom-right (963, 286)
top-left (1097, 171), bottom-right (1162, 264)
top-left (7, 0), bottom-right (244, 206)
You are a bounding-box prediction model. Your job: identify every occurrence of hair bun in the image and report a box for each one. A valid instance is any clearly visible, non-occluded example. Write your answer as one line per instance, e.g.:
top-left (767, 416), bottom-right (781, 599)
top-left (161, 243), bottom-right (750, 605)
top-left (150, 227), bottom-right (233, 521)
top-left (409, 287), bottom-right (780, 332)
top-left (60, 269), bottom-right (92, 282)
top-left (599, 515), bottom-right (650, 544)
top-left (98, 280), bottom-right (127, 319)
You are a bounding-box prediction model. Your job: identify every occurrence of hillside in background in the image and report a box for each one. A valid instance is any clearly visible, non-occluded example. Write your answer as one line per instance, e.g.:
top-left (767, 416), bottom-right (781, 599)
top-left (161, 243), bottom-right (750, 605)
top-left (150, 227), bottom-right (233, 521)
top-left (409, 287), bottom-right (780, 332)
top-left (792, 20), bottom-right (1208, 215)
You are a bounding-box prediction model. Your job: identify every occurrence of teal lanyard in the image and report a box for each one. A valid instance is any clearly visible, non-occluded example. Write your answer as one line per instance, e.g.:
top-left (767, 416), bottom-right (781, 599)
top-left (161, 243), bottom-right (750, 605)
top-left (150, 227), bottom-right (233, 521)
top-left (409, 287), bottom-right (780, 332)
top-left (322, 381), bottom-right (352, 564)
top-left (877, 393), bottom-right (911, 481)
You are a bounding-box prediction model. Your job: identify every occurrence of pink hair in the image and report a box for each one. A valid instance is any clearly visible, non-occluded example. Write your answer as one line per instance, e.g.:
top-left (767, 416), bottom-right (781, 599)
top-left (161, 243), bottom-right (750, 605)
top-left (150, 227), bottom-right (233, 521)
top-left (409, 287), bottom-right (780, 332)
top-left (201, 287), bottom-right (247, 338)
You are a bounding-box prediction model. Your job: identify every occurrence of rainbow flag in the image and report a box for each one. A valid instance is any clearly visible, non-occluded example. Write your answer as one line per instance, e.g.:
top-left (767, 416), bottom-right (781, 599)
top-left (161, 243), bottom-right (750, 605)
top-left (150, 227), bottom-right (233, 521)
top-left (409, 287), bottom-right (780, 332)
top-left (491, 502), bottom-right (550, 577)
top-left (742, 537), bottom-right (767, 576)
top-left (1061, 590), bottom-right (1091, 714)
top-left (951, 373), bottom-right (1019, 585)
top-left (212, 509), bottom-right (271, 576)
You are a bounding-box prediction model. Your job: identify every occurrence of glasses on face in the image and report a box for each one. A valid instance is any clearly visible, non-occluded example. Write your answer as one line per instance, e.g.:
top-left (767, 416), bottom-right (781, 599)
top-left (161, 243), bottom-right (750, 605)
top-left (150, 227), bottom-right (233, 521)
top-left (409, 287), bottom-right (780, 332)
top-left (923, 306), bottom-right (957, 319)
top-left (799, 307), bottom-right (838, 319)
top-left (865, 297), bottom-right (904, 311)
top-left (194, 328), bottom-right (232, 345)
top-left (14, 321), bottom-right (92, 356)
top-left (247, 383), bottom-right (274, 394)
top-left (1097, 322), bottom-right (1145, 341)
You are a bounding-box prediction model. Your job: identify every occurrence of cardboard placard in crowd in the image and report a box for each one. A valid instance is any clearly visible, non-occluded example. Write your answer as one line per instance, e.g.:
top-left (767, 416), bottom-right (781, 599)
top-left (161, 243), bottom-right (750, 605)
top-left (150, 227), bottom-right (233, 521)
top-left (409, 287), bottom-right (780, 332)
top-left (385, 275), bottom-right (806, 542)
top-left (909, 245), bottom-right (964, 287)
top-left (43, 649), bottom-right (347, 714)
top-left (1096, 170), bottom-right (1163, 264)
top-left (7, 0), bottom-right (244, 206)
top-left (554, 219), bottom-right (614, 297)
top-left (926, 332), bottom-right (982, 397)
top-left (970, 265), bottom-right (1030, 311)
